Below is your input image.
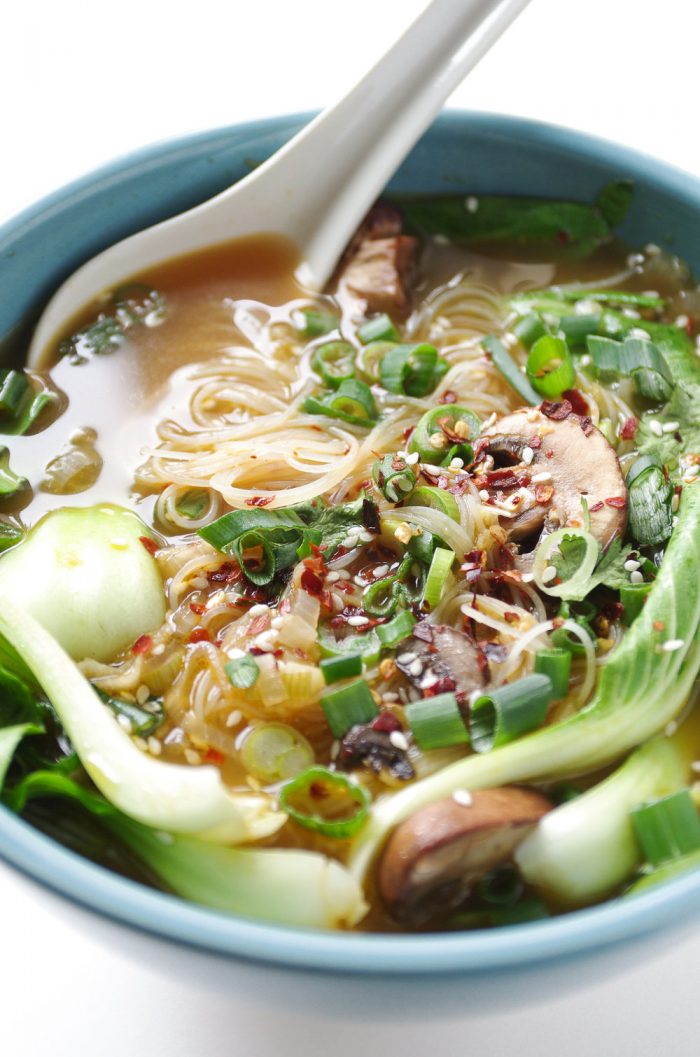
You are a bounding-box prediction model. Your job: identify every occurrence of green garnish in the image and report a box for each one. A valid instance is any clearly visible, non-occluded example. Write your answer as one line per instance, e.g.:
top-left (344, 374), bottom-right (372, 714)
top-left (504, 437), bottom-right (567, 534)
top-left (303, 378), bottom-right (378, 428)
top-left (526, 335), bottom-right (576, 397)
top-left (587, 334), bottom-right (673, 403)
top-left (534, 648), bottom-right (571, 700)
top-left (378, 342), bottom-right (448, 397)
top-left (375, 610), bottom-right (416, 649)
top-left (405, 692), bottom-right (470, 750)
top-left (372, 453), bottom-right (417, 503)
top-left (320, 654), bottom-right (363, 685)
top-left (97, 689), bottom-right (163, 737)
top-left (421, 546), bottom-right (454, 610)
top-left (175, 489), bottom-right (210, 520)
top-left (632, 789), bottom-right (700, 868)
top-left (279, 766), bottom-right (371, 838)
top-left (225, 653), bottom-right (260, 689)
top-left (0, 447), bottom-right (29, 499)
top-left (292, 308), bottom-right (339, 338)
top-left (626, 455), bottom-right (673, 546)
top-left (240, 723), bottom-right (314, 783)
top-left (409, 405), bottom-right (481, 465)
top-left (311, 341), bottom-right (356, 388)
top-left (357, 313), bottom-right (399, 344)
top-left (469, 674), bottom-right (553, 753)
top-left (320, 679), bottom-right (379, 738)
top-left (481, 334), bottom-right (541, 405)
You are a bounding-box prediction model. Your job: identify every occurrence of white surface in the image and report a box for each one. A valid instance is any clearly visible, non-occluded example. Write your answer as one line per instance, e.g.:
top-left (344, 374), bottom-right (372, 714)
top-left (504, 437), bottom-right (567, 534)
top-left (4, 1), bottom-right (700, 1054)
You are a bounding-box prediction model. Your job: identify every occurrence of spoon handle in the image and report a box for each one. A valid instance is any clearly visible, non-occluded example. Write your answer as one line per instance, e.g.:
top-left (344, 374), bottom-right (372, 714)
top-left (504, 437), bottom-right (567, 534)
top-left (248, 0), bottom-right (532, 286)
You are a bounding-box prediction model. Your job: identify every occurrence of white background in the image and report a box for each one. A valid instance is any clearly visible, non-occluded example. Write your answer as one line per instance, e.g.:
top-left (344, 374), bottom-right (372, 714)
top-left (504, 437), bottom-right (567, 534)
top-left (3, 1), bottom-right (700, 1054)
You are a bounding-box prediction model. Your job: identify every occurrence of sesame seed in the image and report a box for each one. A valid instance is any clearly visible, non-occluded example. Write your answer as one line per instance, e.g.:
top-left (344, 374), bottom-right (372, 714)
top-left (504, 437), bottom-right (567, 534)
top-left (429, 431), bottom-right (447, 449)
top-left (630, 570), bottom-right (644, 584)
top-left (521, 446), bottom-right (534, 465)
top-left (405, 451), bottom-right (419, 465)
top-left (389, 730), bottom-right (409, 751)
top-left (184, 749), bottom-right (201, 765)
top-left (624, 559), bottom-right (641, 572)
top-left (147, 736), bottom-right (162, 756)
top-left (628, 327), bottom-right (651, 341)
top-left (332, 592), bottom-right (345, 612)
top-left (133, 736), bottom-right (149, 752)
top-left (342, 536), bottom-right (357, 548)
top-left (649, 420), bottom-right (664, 437)
top-left (247, 603), bottom-right (269, 617)
top-left (662, 421), bottom-right (680, 433)
top-left (531, 471), bottom-right (552, 483)
top-left (452, 789), bottom-right (473, 807)
top-left (397, 651), bottom-right (417, 665)
top-left (373, 564), bottom-right (390, 578)
top-left (330, 740), bottom-right (340, 760)
top-left (136, 684), bottom-right (150, 705)
top-left (408, 658), bottom-right (424, 677)
top-left (672, 493), bottom-right (680, 512)
top-left (579, 354), bottom-right (591, 367)
top-left (420, 673), bottom-right (439, 690)
top-left (662, 638), bottom-right (685, 652)
top-left (325, 571), bottom-right (340, 583)
top-left (675, 315), bottom-right (690, 328)
top-left (450, 457), bottom-right (464, 469)
top-left (226, 710), bottom-right (243, 728)
top-left (483, 412), bottom-right (497, 429)
top-left (152, 643), bottom-right (165, 656)
top-left (353, 575), bottom-right (366, 587)
top-left (382, 692), bottom-right (400, 703)
top-left (359, 530), bottom-right (374, 543)
top-left (116, 714), bottom-right (133, 733)
top-left (336, 570), bottom-right (352, 580)
top-left (627, 252), bottom-right (644, 268)
top-left (542, 566), bottom-right (557, 584)
top-left (270, 616), bottom-right (284, 629)
top-left (479, 489), bottom-right (490, 501)
top-left (347, 614), bottom-right (370, 627)
top-left (574, 299), bottom-right (600, 316)
top-left (465, 196), bottom-right (479, 213)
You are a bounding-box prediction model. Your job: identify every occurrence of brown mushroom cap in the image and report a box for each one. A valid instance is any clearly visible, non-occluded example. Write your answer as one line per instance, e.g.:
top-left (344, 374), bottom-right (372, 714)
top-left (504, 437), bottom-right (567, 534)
top-left (481, 406), bottom-right (627, 555)
top-left (378, 787), bottom-right (552, 921)
top-left (395, 625), bottom-right (484, 695)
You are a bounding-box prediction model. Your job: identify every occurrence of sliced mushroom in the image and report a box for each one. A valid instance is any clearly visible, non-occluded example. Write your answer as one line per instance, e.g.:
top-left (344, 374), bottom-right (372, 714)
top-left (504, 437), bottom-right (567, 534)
top-left (334, 201), bottom-right (418, 319)
top-left (395, 624), bottom-right (485, 696)
top-left (378, 787), bottom-right (552, 921)
top-left (481, 405), bottom-right (627, 559)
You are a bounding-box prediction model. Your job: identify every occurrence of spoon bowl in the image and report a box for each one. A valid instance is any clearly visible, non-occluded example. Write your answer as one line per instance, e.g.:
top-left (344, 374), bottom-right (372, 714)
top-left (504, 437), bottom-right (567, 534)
top-left (26, 0), bottom-right (529, 367)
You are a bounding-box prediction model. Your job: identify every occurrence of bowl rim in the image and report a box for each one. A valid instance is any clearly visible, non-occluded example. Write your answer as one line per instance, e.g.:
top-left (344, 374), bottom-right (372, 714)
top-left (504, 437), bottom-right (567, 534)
top-left (2, 108), bottom-right (700, 975)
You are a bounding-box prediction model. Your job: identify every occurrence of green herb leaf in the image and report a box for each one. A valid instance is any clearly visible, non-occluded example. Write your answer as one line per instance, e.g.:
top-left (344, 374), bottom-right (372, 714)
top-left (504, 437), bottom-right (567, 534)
top-left (225, 654), bottom-right (260, 690)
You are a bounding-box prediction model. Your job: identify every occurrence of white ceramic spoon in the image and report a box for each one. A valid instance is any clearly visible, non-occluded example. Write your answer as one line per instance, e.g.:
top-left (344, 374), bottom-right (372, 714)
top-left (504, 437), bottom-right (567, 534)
top-left (28, 0), bottom-right (530, 366)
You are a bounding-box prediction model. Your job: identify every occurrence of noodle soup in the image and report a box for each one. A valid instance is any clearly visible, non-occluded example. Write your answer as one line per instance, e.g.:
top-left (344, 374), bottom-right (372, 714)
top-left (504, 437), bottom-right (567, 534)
top-left (3, 187), bottom-right (700, 932)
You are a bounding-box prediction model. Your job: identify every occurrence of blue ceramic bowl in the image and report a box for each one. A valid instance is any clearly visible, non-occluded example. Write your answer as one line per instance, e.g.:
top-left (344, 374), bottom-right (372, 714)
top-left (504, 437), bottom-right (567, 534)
top-left (2, 112), bottom-right (700, 979)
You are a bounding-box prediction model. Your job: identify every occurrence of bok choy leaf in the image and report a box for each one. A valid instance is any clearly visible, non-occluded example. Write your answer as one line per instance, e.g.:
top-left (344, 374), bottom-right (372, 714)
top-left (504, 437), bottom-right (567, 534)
top-left (0, 598), bottom-right (285, 843)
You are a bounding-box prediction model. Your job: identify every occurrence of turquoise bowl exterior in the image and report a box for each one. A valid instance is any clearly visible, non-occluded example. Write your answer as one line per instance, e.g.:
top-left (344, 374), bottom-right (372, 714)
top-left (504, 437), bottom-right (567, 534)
top-left (2, 111), bottom-right (700, 978)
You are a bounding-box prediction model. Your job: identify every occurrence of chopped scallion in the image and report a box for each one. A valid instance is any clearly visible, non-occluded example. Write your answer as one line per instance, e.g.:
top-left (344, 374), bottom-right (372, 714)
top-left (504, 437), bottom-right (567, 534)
top-left (422, 546), bottom-right (454, 610)
top-left (310, 341), bottom-right (356, 388)
top-left (526, 335), bottom-right (576, 397)
top-left (626, 455), bottom-right (673, 547)
top-left (241, 722), bottom-right (314, 782)
top-left (0, 447), bottom-right (28, 499)
top-left (375, 610), bottom-right (416, 648)
top-left (631, 789), bottom-right (700, 867)
top-left (469, 673), bottom-right (553, 753)
top-left (372, 453), bottom-right (417, 503)
top-left (379, 342), bottom-right (447, 397)
top-left (408, 405), bottom-right (481, 465)
top-left (224, 653), bottom-right (260, 689)
top-left (405, 692), bottom-right (469, 750)
top-left (303, 378), bottom-right (378, 428)
top-left (292, 308), bottom-right (339, 337)
top-left (534, 647), bottom-right (571, 699)
top-left (357, 314), bottom-right (399, 344)
top-left (320, 653), bottom-right (363, 685)
top-left (408, 485), bottom-right (460, 522)
top-left (279, 766), bottom-right (370, 838)
top-left (320, 678), bottom-right (379, 738)
top-left (620, 582), bottom-right (653, 625)
top-left (481, 334), bottom-right (541, 405)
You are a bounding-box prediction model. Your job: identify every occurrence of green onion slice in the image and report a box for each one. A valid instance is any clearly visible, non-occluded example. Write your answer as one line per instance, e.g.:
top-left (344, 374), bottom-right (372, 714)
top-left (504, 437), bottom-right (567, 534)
top-left (0, 370), bottom-right (30, 417)
top-left (512, 313), bottom-right (547, 350)
top-left (469, 673), bottom-right (553, 753)
top-left (482, 334), bottom-right (541, 405)
top-left (320, 653), bottom-right (363, 685)
top-left (97, 690), bottom-right (163, 737)
top-left (0, 447), bottom-right (29, 499)
top-left (526, 335), bottom-right (576, 398)
top-left (175, 489), bottom-right (210, 520)
top-left (534, 647), bottom-right (571, 699)
top-left (279, 766), bottom-right (371, 838)
top-left (311, 341), bottom-right (356, 388)
top-left (375, 610), bottom-right (416, 648)
top-left (241, 722), bottom-right (314, 783)
top-left (379, 343), bottom-right (448, 397)
top-left (303, 378), bottom-right (378, 428)
top-left (587, 335), bottom-right (673, 403)
top-left (225, 653), bottom-right (260, 689)
top-left (408, 485), bottom-right (460, 522)
top-left (620, 582), bottom-right (653, 625)
top-left (357, 313), bottom-right (399, 344)
top-left (631, 789), bottom-right (700, 867)
top-left (318, 627), bottom-right (381, 666)
top-left (626, 455), bottom-right (673, 547)
top-left (405, 691), bottom-right (469, 750)
top-left (422, 546), bottom-right (455, 610)
top-left (320, 678), bottom-right (379, 738)
top-left (292, 308), bottom-right (339, 337)
top-left (198, 508), bottom-right (306, 585)
top-left (372, 453), bottom-right (417, 503)
top-left (532, 528), bottom-right (600, 600)
top-left (409, 405), bottom-right (481, 465)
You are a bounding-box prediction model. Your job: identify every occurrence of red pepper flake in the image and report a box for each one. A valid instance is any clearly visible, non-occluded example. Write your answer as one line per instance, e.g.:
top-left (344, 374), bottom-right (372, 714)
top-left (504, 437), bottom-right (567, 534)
top-left (207, 562), bottom-right (243, 586)
top-left (139, 535), bottom-right (159, 557)
top-left (686, 316), bottom-right (695, 337)
top-left (245, 496), bottom-right (274, 507)
top-left (402, 426), bottom-right (415, 443)
top-left (589, 500), bottom-right (604, 512)
top-left (249, 646), bottom-right (266, 656)
top-left (604, 601), bottom-right (625, 622)
top-left (545, 449), bottom-right (555, 459)
top-left (556, 229), bottom-right (571, 245)
top-left (189, 602), bottom-right (206, 616)
top-left (319, 588), bottom-right (335, 612)
top-left (439, 390), bottom-right (458, 405)
top-left (503, 611), bottom-right (520, 624)
top-left (579, 416), bottom-right (594, 436)
top-left (485, 468), bottom-right (519, 490)
top-left (203, 747), bottom-right (225, 765)
top-left (621, 416), bottom-right (638, 441)
top-left (540, 399), bottom-right (573, 421)
top-left (535, 483), bottom-right (555, 504)
top-left (371, 712), bottom-right (402, 734)
top-left (132, 634), bottom-right (153, 655)
top-left (423, 675), bottom-right (457, 698)
top-left (188, 627), bottom-right (211, 644)
top-left (248, 613), bottom-right (270, 636)
top-left (362, 498), bottom-right (380, 534)
top-left (605, 496), bottom-right (627, 509)
top-left (412, 622), bottom-right (434, 643)
top-left (562, 389), bottom-right (589, 417)
top-left (461, 563), bottom-right (482, 584)
top-left (301, 567), bottom-right (324, 595)
top-left (529, 435), bottom-right (542, 450)
top-left (653, 620), bottom-right (666, 632)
